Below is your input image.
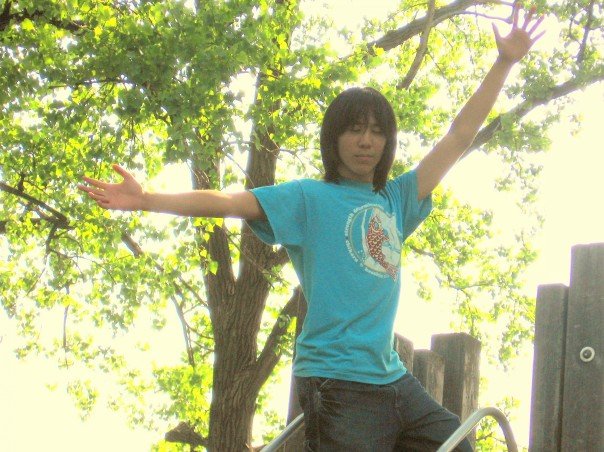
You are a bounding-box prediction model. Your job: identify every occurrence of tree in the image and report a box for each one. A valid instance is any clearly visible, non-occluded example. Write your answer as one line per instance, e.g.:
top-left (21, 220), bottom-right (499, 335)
top-left (0, 0), bottom-right (602, 449)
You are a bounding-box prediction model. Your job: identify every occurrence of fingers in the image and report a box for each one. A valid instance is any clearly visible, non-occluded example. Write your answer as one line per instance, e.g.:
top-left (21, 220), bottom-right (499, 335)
top-left (112, 163), bottom-right (133, 181)
top-left (492, 23), bottom-right (501, 42)
top-left (531, 30), bottom-right (546, 45)
top-left (528, 15), bottom-right (545, 36)
top-left (78, 177), bottom-right (111, 205)
top-left (79, 164), bottom-right (132, 197)
top-left (81, 164), bottom-right (133, 189)
top-left (511, 3), bottom-right (543, 33)
top-left (82, 189), bottom-right (108, 204)
top-left (78, 184), bottom-right (106, 200)
top-left (80, 164), bottom-right (139, 210)
top-left (492, 23), bottom-right (499, 36)
top-left (511, 2), bottom-right (520, 27)
top-left (521, 6), bottom-right (536, 30)
top-left (78, 185), bottom-right (105, 197)
top-left (81, 175), bottom-right (110, 189)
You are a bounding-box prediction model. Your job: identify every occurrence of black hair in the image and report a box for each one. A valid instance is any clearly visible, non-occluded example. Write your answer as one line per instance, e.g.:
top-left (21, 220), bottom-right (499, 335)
top-left (320, 87), bottom-right (397, 192)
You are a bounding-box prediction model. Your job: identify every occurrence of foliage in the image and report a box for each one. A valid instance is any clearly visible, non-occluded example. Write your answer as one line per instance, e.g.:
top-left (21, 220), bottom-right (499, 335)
top-left (1, 0), bottom-right (602, 448)
top-left (475, 397), bottom-right (522, 452)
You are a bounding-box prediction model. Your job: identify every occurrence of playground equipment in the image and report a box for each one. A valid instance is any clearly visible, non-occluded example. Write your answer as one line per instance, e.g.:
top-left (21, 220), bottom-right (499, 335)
top-left (264, 243), bottom-right (603, 451)
top-left (529, 243), bottom-right (603, 451)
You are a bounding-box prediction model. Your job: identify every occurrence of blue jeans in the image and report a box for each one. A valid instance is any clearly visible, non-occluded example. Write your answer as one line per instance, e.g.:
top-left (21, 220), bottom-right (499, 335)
top-left (296, 373), bottom-right (473, 451)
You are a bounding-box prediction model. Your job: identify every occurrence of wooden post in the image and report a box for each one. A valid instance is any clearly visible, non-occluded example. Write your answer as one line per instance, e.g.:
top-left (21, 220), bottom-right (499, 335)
top-left (560, 243), bottom-right (604, 451)
top-left (284, 292), bottom-right (307, 452)
top-left (394, 333), bottom-right (414, 373)
top-left (431, 333), bottom-right (481, 446)
top-left (413, 349), bottom-right (444, 404)
top-left (528, 284), bottom-right (568, 452)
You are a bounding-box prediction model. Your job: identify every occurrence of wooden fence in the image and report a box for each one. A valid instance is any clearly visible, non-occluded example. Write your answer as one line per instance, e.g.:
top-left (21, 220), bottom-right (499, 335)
top-left (529, 243), bottom-right (603, 451)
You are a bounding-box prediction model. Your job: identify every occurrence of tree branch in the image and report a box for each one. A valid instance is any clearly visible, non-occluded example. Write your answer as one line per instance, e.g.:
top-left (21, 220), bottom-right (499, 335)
top-left (249, 286), bottom-right (301, 393)
top-left (120, 234), bottom-right (206, 308)
top-left (165, 421), bottom-right (207, 449)
top-left (0, 2), bottom-right (85, 33)
top-left (370, 0), bottom-right (499, 53)
top-left (121, 232), bottom-right (202, 367)
top-left (62, 304), bottom-right (70, 368)
top-left (398, 0), bottom-right (436, 90)
top-left (0, 181), bottom-right (205, 366)
top-left (408, 243), bottom-right (436, 259)
top-left (234, 68), bottom-right (284, 324)
top-left (269, 246), bottom-right (291, 269)
top-left (0, 0), bottom-right (12, 31)
top-left (0, 181), bottom-right (70, 229)
top-left (577, 0), bottom-right (595, 66)
top-left (189, 162), bottom-right (236, 310)
top-left (463, 68), bottom-right (604, 156)
top-left (0, 180), bottom-right (206, 368)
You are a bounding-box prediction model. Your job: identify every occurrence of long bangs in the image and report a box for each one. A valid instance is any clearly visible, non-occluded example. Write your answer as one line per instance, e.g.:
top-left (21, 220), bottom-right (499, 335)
top-left (320, 87), bottom-right (397, 192)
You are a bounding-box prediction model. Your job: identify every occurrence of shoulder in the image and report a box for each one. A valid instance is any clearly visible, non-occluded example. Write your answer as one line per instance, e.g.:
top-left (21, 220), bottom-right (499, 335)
top-left (383, 170), bottom-right (415, 194)
top-left (297, 178), bottom-right (325, 187)
top-left (250, 179), bottom-right (326, 206)
top-left (251, 179), bottom-right (304, 195)
top-left (259, 178), bottom-right (321, 189)
top-left (388, 169), bottom-right (417, 186)
top-left (296, 178), bottom-right (335, 194)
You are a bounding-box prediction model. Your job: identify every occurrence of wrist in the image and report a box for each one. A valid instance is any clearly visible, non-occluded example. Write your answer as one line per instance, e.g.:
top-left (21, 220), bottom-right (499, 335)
top-left (139, 190), bottom-right (151, 211)
top-left (494, 55), bottom-right (517, 69)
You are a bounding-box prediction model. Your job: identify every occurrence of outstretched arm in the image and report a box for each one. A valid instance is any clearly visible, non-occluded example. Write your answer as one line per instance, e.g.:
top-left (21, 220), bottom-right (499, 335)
top-left (78, 164), bottom-right (265, 220)
top-left (415, 4), bottom-right (545, 200)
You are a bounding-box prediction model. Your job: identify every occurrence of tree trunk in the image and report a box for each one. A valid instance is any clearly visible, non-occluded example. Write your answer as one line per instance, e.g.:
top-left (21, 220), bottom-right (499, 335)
top-left (206, 91), bottom-right (281, 447)
top-left (208, 240), bottom-right (273, 450)
top-left (208, 372), bottom-right (258, 450)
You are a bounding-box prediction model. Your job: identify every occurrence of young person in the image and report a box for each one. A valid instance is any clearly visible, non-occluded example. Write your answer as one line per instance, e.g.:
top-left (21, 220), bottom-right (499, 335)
top-left (80, 5), bottom-right (543, 450)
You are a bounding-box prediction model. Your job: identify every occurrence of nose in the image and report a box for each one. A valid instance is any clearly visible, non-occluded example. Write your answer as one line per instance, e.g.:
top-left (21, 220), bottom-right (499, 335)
top-left (358, 128), bottom-right (372, 147)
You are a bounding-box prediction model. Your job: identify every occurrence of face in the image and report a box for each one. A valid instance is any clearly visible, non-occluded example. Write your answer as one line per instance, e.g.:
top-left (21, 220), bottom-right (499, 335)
top-left (336, 113), bottom-right (386, 183)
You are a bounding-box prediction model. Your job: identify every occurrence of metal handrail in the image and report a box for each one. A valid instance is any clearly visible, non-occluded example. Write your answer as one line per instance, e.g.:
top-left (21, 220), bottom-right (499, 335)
top-left (263, 406), bottom-right (517, 452)
top-left (262, 413), bottom-right (305, 452)
top-left (437, 406), bottom-right (518, 452)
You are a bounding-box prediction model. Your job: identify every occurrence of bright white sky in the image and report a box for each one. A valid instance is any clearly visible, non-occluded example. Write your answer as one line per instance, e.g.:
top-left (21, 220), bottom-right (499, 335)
top-left (1, 1), bottom-right (603, 450)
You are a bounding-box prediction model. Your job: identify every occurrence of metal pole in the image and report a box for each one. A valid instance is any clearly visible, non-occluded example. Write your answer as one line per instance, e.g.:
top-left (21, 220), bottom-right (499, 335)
top-left (437, 407), bottom-right (518, 452)
top-left (262, 413), bottom-right (305, 452)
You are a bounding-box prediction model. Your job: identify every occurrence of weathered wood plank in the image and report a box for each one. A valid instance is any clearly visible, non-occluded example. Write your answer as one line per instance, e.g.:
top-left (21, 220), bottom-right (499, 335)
top-left (431, 333), bottom-right (481, 421)
top-left (413, 349), bottom-right (445, 404)
top-left (561, 243), bottom-right (604, 451)
top-left (431, 332), bottom-right (481, 446)
top-left (394, 333), bottom-right (414, 373)
top-left (528, 283), bottom-right (568, 452)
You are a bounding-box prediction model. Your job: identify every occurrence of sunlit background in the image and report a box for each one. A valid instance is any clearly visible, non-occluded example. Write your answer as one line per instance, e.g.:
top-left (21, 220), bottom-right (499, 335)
top-left (1, 1), bottom-right (602, 450)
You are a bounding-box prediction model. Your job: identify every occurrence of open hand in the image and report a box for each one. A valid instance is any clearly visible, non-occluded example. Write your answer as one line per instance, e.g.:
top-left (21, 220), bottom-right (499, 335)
top-left (493, 3), bottom-right (545, 64)
top-left (78, 164), bottom-right (144, 211)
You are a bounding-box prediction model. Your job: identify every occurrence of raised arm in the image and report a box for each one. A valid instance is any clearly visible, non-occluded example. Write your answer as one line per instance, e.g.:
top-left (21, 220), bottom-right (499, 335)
top-left (415, 4), bottom-right (544, 200)
top-left (78, 164), bottom-right (265, 221)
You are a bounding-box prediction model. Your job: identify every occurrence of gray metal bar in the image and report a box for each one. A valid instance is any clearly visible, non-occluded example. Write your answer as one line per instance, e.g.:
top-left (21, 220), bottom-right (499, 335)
top-left (437, 406), bottom-right (518, 452)
top-left (263, 406), bottom-right (517, 451)
top-left (262, 413), bottom-right (305, 452)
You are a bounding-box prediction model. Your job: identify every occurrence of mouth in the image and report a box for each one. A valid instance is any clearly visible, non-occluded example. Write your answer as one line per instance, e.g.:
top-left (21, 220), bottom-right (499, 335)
top-left (355, 155), bottom-right (376, 163)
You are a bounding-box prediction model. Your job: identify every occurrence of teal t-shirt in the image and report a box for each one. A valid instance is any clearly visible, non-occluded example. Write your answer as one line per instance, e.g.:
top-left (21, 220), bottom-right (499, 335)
top-left (248, 170), bottom-right (432, 384)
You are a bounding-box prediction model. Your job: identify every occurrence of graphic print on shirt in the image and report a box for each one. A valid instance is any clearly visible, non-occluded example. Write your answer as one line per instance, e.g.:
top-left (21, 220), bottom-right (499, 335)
top-left (345, 204), bottom-right (402, 280)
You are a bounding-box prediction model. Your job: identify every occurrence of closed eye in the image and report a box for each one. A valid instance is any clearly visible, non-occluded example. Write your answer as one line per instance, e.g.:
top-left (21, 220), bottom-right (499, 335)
top-left (347, 123), bottom-right (384, 135)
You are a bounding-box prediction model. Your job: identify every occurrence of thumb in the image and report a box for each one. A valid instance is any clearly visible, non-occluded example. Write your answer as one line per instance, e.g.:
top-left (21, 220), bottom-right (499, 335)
top-left (112, 164), bottom-right (133, 181)
top-left (492, 23), bottom-right (502, 42)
